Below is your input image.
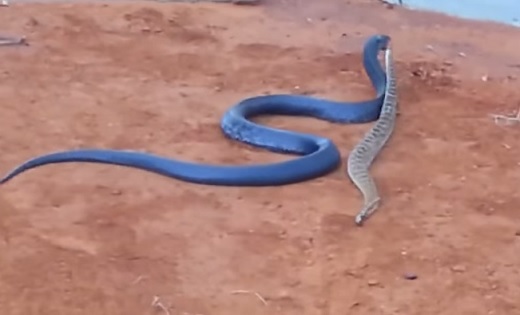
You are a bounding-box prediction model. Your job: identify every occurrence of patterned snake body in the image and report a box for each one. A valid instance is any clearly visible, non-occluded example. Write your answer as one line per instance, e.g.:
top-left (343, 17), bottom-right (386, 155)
top-left (348, 47), bottom-right (397, 225)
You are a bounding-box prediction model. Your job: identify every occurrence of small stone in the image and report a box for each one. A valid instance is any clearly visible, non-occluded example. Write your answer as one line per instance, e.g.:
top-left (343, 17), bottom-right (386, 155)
top-left (403, 272), bottom-right (418, 280)
top-left (350, 301), bottom-right (361, 308)
top-left (367, 279), bottom-right (379, 286)
top-left (51, 201), bottom-right (61, 208)
top-left (451, 265), bottom-right (466, 272)
top-left (232, 0), bottom-right (259, 5)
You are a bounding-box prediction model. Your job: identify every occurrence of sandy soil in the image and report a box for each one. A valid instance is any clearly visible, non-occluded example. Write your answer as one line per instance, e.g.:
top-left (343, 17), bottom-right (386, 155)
top-left (0, 1), bottom-right (520, 314)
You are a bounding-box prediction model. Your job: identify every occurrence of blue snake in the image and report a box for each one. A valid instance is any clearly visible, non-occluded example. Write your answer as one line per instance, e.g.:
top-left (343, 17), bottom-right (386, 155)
top-left (0, 34), bottom-right (390, 187)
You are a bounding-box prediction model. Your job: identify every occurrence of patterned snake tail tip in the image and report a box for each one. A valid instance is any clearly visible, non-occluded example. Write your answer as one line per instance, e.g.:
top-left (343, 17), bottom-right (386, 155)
top-left (354, 198), bottom-right (381, 226)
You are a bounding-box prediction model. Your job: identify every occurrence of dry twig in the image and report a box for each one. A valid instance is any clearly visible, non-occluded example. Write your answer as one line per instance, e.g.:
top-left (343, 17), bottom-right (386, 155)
top-left (151, 296), bottom-right (171, 315)
top-left (491, 106), bottom-right (520, 126)
top-left (231, 290), bottom-right (268, 306)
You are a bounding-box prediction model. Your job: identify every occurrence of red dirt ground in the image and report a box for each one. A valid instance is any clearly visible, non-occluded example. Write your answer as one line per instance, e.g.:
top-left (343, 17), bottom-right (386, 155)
top-left (1, 1), bottom-right (520, 314)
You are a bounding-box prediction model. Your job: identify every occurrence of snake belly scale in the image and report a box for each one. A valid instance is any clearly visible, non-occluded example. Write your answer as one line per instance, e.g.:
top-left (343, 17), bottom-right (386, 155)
top-left (347, 46), bottom-right (397, 225)
top-left (0, 34), bottom-right (395, 222)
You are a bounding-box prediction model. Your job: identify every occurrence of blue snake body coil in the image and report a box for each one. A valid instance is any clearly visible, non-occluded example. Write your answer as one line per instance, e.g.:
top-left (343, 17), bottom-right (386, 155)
top-left (0, 34), bottom-right (390, 186)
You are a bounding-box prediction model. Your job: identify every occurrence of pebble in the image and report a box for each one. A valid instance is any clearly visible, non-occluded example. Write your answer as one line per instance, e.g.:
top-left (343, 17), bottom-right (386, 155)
top-left (367, 279), bottom-right (380, 286)
top-left (451, 265), bottom-right (466, 272)
top-left (232, 0), bottom-right (259, 4)
top-left (287, 279), bottom-right (301, 287)
top-left (403, 272), bottom-right (418, 280)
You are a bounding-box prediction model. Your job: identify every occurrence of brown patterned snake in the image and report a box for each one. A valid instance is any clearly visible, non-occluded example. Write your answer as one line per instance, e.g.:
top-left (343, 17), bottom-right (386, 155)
top-left (347, 46), bottom-right (398, 226)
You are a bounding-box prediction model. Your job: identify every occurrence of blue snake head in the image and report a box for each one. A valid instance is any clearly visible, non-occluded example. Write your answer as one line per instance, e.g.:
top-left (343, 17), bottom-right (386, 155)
top-left (375, 34), bottom-right (391, 51)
